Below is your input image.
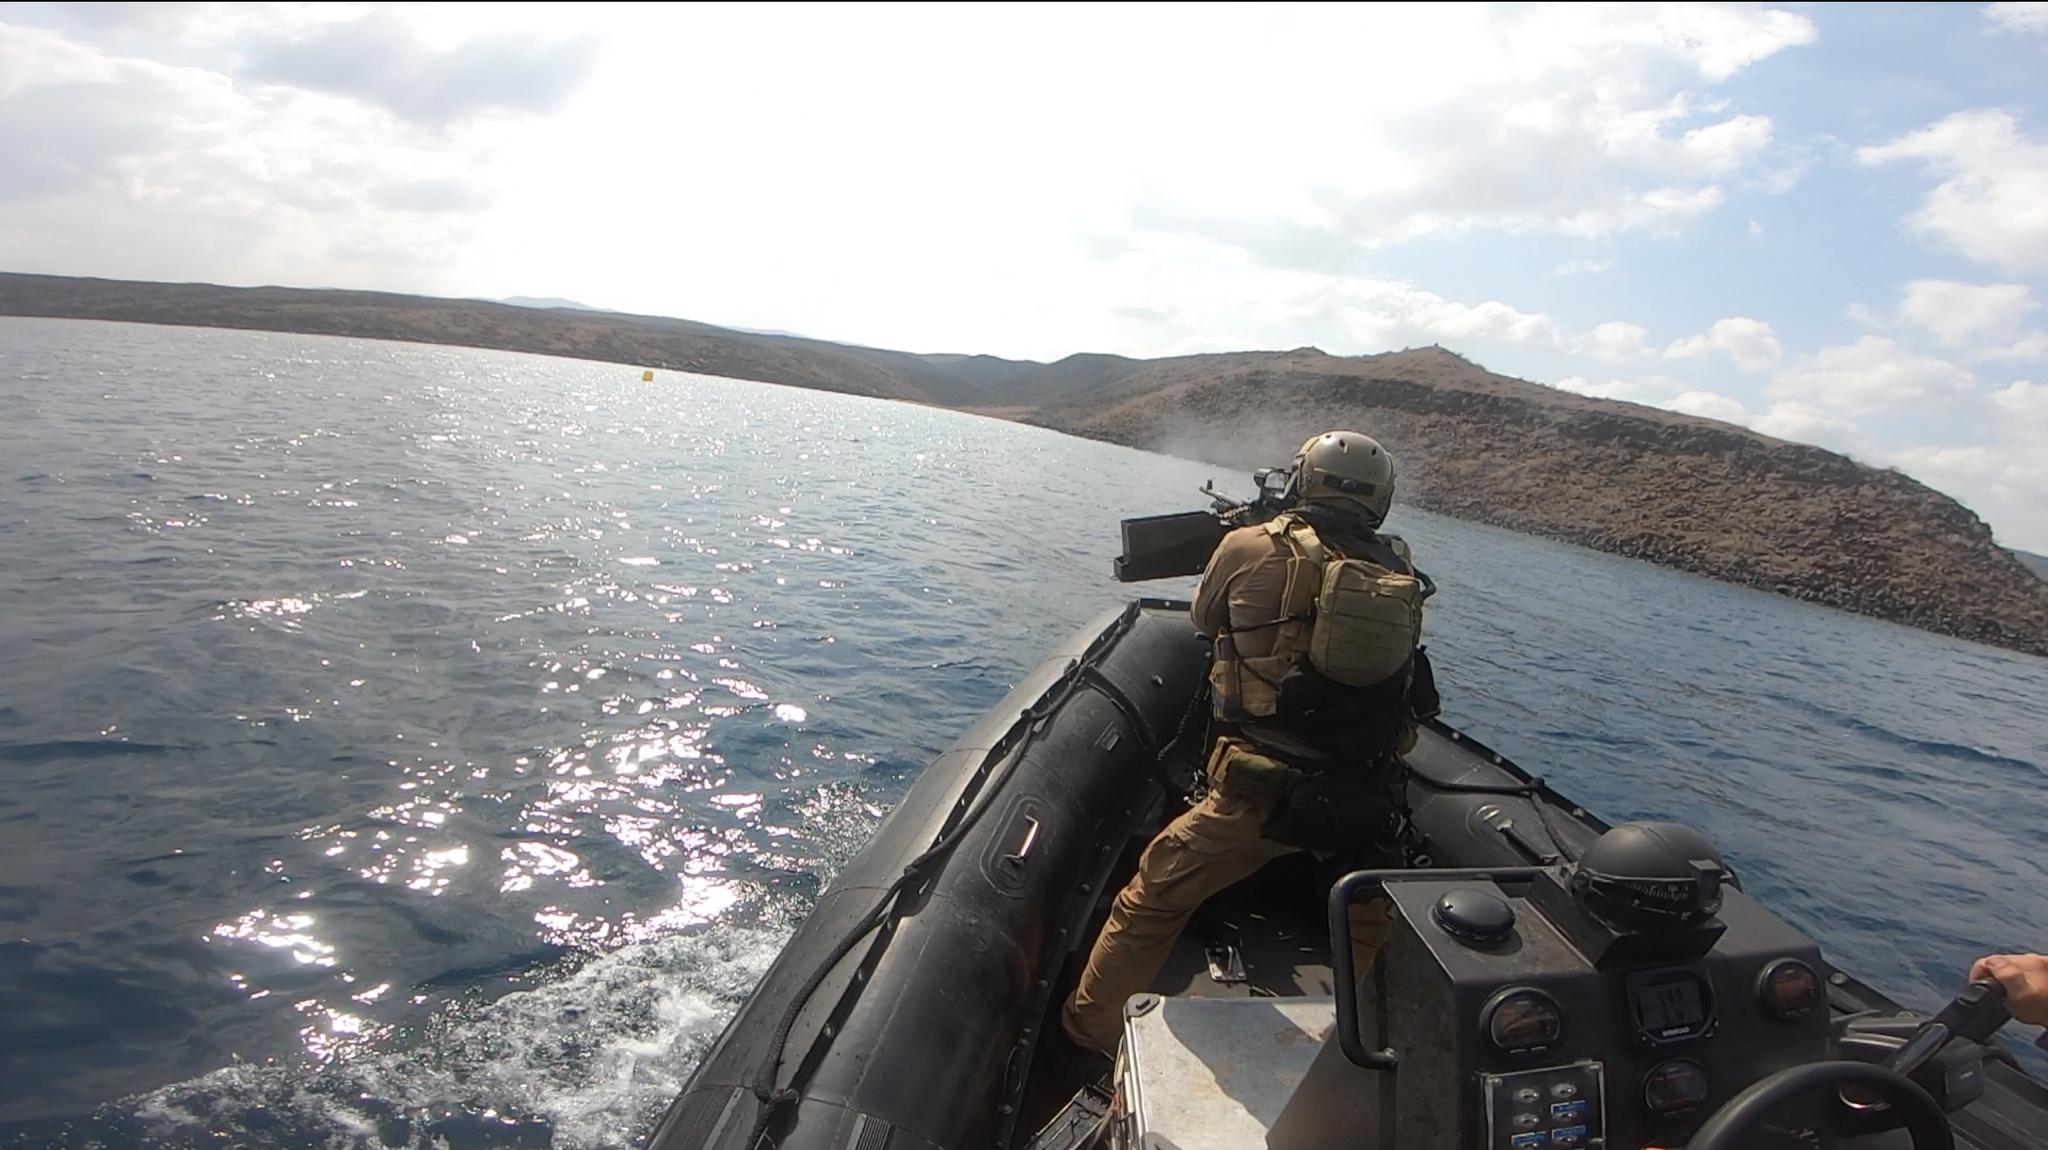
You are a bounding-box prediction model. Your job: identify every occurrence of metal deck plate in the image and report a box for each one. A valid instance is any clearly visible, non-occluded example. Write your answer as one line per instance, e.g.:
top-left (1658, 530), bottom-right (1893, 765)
top-left (1119, 995), bottom-right (1336, 1150)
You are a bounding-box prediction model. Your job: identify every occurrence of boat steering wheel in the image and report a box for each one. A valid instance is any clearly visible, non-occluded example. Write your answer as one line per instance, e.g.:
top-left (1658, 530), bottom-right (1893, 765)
top-left (1683, 1061), bottom-right (1952, 1150)
top-left (1687, 977), bottom-right (2013, 1150)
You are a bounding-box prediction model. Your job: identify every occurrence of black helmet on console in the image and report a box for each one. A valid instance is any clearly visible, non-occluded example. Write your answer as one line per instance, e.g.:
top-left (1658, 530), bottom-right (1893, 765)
top-left (1570, 822), bottom-right (1728, 932)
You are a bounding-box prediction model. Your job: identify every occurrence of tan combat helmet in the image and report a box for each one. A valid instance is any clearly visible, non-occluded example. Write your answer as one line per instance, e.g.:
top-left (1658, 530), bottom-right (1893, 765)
top-left (1293, 430), bottom-right (1396, 527)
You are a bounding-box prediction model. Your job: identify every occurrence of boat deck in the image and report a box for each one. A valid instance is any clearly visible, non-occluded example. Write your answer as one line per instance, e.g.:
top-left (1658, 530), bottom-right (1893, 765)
top-left (1020, 838), bottom-right (1334, 1140)
top-left (1150, 852), bottom-right (1340, 1001)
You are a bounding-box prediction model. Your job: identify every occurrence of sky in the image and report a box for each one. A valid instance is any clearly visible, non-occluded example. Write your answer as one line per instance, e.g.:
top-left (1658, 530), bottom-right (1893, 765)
top-left (2, 3), bottom-right (2046, 551)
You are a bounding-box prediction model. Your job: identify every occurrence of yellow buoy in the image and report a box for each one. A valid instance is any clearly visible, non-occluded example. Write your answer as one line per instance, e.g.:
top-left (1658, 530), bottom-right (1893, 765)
top-left (642, 369), bottom-right (654, 382)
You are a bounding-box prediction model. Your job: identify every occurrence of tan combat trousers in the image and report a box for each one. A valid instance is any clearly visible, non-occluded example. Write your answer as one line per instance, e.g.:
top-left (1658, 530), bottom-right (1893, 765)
top-left (1059, 740), bottom-right (1395, 1053)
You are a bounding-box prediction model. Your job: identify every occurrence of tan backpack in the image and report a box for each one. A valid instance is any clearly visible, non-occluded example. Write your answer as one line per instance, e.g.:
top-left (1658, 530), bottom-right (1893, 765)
top-left (1274, 516), bottom-right (1424, 688)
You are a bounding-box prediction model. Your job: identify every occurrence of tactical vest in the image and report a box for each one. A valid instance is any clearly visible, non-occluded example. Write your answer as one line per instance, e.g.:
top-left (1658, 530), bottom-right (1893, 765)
top-left (1210, 513), bottom-right (1425, 726)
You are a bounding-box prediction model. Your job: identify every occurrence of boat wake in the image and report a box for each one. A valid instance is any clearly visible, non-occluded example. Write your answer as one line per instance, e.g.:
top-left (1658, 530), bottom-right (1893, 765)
top-left (62, 927), bottom-right (787, 1150)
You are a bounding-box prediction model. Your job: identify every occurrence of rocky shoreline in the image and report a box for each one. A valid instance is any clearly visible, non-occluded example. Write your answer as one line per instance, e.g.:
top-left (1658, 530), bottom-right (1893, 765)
top-left (5, 272), bottom-right (2044, 657)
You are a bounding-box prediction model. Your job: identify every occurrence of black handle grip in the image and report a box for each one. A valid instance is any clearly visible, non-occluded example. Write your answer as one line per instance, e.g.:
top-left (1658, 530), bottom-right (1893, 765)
top-left (1932, 978), bottom-right (2009, 1044)
top-left (1884, 978), bottom-right (2011, 1079)
top-left (1329, 867), bottom-right (1541, 1070)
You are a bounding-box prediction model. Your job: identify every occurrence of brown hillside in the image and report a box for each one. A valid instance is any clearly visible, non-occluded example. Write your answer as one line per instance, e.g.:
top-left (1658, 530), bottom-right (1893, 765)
top-left (1027, 346), bottom-right (2048, 655)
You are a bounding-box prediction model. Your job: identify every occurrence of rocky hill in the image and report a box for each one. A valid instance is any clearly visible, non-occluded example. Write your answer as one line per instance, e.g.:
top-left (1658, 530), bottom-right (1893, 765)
top-left (5, 272), bottom-right (2044, 656)
top-left (1018, 346), bottom-right (2048, 655)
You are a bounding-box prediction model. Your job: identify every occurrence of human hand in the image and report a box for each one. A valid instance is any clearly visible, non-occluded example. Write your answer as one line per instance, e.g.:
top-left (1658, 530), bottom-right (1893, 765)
top-left (1969, 953), bottom-right (2048, 1027)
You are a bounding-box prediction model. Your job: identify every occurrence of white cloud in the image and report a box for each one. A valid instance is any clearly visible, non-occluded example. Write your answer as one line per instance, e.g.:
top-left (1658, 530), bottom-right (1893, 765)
top-left (1663, 316), bottom-right (1783, 372)
top-left (1553, 186), bottom-right (1729, 239)
top-left (1581, 321), bottom-right (1654, 362)
top-left (1859, 110), bottom-right (2048, 273)
top-left (1336, 281), bottom-right (1563, 350)
top-left (1681, 114), bottom-right (1776, 173)
top-left (1569, 315), bottom-right (1781, 375)
top-left (1245, 5), bottom-right (1813, 249)
top-left (0, 21), bottom-right (496, 288)
top-left (1553, 258), bottom-right (1613, 277)
top-left (1751, 401), bottom-right (1859, 446)
top-left (1682, 6), bottom-right (1822, 78)
top-left (1747, 157), bottom-right (1809, 196)
top-left (1889, 281), bottom-right (2046, 362)
top-left (998, 232), bottom-right (1569, 359)
top-left (1526, 4), bottom-right (1817, 82)
top-left (0, 4), bottom-right (1819, 360)
top-left (1984, 334), bottom-right (2048, 362)
top-left (1661, 390), bottom-right (1750, 423)
top-left (1550, 374), bottom-right (1686, 403)
top-left (1898, 280), bottom-right (2037, 346)
top-left (237, 13), bottom-right (598, 125)
top-left (1554, 376), bottom-right (1640, 401)
top-left (1766, 336), bottom-right (1975, 417)
top-left (1987, 3), bottom-right (2048, 34)
top-left (1991, 379), bottom-right (2048, 421)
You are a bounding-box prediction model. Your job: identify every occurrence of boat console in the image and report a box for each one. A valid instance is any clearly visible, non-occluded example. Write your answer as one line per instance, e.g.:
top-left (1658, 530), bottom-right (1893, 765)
top-left (1108, 821), bottom-right (2011, 1150)
top-left (1273, 823), bottom-right (1844, 1149)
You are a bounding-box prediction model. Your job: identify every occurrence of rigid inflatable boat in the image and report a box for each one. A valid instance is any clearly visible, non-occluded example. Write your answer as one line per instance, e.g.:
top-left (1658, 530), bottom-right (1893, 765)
top-left (648, 599), bottom-right (2048, 1150)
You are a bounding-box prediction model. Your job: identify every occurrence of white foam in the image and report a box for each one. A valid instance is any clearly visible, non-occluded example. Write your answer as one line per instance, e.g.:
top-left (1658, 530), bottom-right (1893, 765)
top-left (125, 925), bottom-right (788, 1149)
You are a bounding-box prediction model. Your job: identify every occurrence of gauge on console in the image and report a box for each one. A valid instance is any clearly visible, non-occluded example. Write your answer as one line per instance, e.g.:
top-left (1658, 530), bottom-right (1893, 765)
top-left (1757, 958), bottom-right (1820, 1020)
top-left (1483, 987), bottom-right (1564, 1053)
top-left (1642, 1058), bottom-right (1710, 1115)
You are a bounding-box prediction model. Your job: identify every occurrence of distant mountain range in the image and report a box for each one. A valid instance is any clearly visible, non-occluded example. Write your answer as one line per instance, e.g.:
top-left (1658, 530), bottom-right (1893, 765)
top-left (497, 296), bottom-right (810, 340)
top-left (497, 296), bottom-right (605, 311)
top-left (4, 270), bottom-right (2044, 656)
top-left (2015, 550), bottom-right (2048, 580)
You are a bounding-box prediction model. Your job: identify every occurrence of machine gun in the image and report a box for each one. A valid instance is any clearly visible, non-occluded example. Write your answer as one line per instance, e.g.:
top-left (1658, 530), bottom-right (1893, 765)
top-left (1112, 465), bottom-right (1295, 582)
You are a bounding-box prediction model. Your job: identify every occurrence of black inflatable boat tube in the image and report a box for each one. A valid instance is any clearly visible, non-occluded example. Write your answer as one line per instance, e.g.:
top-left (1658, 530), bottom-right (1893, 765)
top-left (646, 602), bottom-right (1210, 1150)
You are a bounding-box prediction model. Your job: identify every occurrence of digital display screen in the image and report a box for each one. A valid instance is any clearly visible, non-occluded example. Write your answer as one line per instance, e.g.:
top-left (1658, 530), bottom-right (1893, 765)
top-left (1637, 977), bottom-right (1706, 1034)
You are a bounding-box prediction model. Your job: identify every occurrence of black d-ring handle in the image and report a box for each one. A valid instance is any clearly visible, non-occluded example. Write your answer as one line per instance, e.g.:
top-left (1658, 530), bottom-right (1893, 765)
top-left (1329, 867), bottom-right (1542, 1070)
top-left (999, 816), bottom-right (1041, 872)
